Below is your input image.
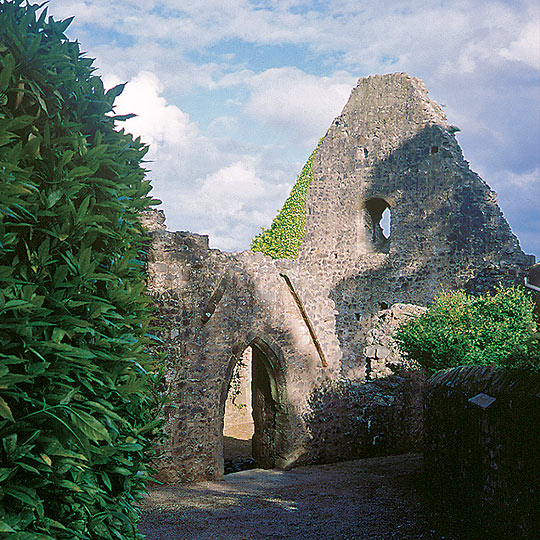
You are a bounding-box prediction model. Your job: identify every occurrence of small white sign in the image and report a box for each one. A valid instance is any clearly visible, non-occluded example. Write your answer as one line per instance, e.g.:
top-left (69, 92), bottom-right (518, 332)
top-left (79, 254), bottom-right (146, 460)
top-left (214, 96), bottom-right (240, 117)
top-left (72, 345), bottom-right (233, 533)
top-left (468, 393), bottom-right (496, 409)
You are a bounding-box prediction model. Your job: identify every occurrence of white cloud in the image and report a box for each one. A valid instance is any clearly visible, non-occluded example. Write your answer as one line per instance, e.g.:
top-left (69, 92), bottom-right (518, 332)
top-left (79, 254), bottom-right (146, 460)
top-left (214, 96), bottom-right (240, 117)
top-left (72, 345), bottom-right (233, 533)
top-left (98, 69), bottom-right (294, 251)
top-left (52, 0), bottom-right (539, 95)
top-left (44, 0), bottom-right (110, 25)
top-left (181, 160), bottom-right (290, 250)
top-left (191, 161), bottom-right (267, 216)
top-left (207, 115), bottom-right (240, 135)
top-left (104, 71), bottom-right (199, 149)
top-left (92, 42), bottom-right (222, 95)
top-left (485, 167), bottom-right (540, 258)
top-left (507, 168), bottom-right (540, 188)
top-left (241, 67), bottom-right (356, 140)
top-left (49, 0), bottom-right (539, 73)
top-left (500, 21), bottom-right (540, 70)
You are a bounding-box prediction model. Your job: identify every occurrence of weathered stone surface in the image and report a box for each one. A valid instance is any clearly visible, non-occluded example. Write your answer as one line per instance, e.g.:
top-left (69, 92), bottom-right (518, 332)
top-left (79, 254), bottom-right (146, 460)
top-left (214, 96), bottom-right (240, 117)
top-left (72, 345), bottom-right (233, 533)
top-left (424, 366), bottom-right (540, 539)
top-left (146, 73), bottom-right (533, 483)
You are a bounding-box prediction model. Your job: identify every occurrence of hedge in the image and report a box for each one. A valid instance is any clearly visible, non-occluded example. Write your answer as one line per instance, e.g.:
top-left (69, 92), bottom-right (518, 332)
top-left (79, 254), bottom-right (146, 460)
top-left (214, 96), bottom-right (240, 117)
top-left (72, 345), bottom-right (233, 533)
top-left (0, 2), bottom-right (162, 538)
top-left (395, 287), bottom-right (538, 374)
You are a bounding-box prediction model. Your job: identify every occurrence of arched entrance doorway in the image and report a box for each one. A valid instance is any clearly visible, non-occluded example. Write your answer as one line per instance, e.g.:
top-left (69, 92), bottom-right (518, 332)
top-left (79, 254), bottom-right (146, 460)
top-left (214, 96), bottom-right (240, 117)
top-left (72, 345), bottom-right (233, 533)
top-left (222, 337), bottom-right (286, 473)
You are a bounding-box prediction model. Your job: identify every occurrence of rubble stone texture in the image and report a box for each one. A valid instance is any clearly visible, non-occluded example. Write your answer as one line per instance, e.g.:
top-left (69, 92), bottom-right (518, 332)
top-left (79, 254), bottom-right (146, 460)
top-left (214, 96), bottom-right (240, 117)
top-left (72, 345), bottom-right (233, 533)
top-left (144, 73), bottom-right (534, 483)
top-left (424, 366), bottom-right (540, 539)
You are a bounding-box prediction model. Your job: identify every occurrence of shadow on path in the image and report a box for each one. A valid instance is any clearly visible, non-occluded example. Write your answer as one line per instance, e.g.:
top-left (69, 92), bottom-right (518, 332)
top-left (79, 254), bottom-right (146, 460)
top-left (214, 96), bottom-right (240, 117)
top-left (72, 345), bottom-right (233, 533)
top-left (139, 453), bottom-right (475, 540)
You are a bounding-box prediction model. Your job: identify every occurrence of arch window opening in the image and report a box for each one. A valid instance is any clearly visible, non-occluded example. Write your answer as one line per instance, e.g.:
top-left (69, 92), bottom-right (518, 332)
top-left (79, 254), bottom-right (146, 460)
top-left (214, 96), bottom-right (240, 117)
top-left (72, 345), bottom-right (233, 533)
top-left (364, 197), bottom-right (391, 252)
top-left (223, 341), bottom-right (280, 474)
top-left (380, 207), bottom-right (391, 239)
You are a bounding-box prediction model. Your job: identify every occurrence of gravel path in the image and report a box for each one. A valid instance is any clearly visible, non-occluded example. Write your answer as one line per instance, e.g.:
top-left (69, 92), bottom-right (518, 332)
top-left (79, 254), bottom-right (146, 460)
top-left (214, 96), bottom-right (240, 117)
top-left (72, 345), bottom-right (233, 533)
top-left (139, 453), bottom-right (466, 540)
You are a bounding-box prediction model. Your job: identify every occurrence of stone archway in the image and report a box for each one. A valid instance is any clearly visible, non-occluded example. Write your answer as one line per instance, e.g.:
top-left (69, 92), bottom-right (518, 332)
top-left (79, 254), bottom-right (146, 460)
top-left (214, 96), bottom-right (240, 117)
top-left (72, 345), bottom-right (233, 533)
top-left (221, 336), bottom-right (289, 472)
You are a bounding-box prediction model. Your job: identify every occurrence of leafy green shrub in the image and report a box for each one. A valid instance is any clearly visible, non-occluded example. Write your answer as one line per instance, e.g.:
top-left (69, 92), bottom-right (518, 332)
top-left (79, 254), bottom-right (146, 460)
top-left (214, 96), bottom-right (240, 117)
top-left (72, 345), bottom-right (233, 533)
top-left (395, 287), bottom-right (537, 374)
top-left (506, 331), bottom-right (540, 372)
top-left (251, 139), bottom-right (322, 259)
top-left (0, 2), bottom-right (162, 538)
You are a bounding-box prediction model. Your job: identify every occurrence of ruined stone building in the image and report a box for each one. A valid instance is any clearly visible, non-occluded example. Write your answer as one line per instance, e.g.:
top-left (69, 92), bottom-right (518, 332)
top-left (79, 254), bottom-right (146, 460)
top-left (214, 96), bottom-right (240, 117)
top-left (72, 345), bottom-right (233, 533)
top-left (143, 73), bottom-right (534, 483)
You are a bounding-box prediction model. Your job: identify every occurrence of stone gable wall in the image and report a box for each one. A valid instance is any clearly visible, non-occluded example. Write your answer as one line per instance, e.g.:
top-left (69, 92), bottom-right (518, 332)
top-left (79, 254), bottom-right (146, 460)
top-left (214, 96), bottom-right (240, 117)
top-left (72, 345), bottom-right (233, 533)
top-left (144, 73), bottom-right (533, 483)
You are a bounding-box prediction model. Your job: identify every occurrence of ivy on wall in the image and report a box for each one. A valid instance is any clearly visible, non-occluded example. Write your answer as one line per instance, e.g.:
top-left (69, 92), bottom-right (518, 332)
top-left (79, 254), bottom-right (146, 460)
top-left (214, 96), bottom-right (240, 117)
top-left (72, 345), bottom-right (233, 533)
top-left (251, 139), bottom-right (322, 259)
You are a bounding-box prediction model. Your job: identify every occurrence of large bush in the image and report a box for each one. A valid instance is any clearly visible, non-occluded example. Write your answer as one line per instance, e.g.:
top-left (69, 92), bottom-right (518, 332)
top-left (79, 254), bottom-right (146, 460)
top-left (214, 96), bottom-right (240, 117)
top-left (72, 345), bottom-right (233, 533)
top-left (395, 287), bottom-right (538, 374)
top-left (0, 2), bottom-right (162, 538)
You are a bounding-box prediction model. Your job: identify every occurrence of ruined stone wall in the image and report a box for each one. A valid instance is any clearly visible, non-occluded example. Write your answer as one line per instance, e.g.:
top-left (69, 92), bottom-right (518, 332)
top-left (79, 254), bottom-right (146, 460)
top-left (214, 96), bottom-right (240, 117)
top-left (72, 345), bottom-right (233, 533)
top-left (304, 303), bottom-right (428, 463)
top-left (144, 73), bottom-right (533, 483)
top-left (424, 367), bottom-right (540, 539)
top-left (145, 216), bottom-right (428, 481)
top-left (296, 73), bottom-right (532, 378)
top-left (146, 221), bottom-right (331, 481)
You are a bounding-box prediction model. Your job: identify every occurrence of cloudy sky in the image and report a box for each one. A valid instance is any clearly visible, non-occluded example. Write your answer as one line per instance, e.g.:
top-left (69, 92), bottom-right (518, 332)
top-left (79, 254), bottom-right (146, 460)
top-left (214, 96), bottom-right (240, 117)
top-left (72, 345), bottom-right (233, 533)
top-left (46, 0), bottom-right (539, 259)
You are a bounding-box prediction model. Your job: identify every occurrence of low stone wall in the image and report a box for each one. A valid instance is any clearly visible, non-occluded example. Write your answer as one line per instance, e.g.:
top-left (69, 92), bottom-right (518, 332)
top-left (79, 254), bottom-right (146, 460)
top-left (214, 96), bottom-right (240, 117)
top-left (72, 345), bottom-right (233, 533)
top-left (305, 371), bottom-right (425, 464)
top-left (424, 366), bottom-right (540, 539)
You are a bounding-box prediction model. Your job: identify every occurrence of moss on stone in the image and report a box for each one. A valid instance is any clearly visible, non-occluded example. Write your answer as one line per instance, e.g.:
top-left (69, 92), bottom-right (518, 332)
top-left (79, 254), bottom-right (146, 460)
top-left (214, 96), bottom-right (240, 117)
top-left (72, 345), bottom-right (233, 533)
top-left (251, 139), bottom-right (322, 259)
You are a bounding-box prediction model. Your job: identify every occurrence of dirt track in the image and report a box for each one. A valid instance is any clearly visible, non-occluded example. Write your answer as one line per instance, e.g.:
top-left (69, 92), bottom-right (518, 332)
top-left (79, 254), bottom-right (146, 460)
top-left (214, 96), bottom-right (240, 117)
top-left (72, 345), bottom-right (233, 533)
top-left (139, 453), bottom-right (472, 540)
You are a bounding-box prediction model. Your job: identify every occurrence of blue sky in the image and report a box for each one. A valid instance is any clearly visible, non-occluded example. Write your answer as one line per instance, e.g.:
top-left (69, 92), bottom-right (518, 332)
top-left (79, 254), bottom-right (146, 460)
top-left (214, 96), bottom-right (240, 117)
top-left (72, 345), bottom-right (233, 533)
top-left (46, 0), bottom-right (539, 259)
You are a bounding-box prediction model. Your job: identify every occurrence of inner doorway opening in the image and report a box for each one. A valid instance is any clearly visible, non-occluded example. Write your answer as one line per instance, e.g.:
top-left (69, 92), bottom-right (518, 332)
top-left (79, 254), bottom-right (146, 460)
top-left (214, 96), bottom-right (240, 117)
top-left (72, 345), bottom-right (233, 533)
top-left (223, 340), bottom-right (281, 474)
top-left (223, 347), bottom-right (254, 473)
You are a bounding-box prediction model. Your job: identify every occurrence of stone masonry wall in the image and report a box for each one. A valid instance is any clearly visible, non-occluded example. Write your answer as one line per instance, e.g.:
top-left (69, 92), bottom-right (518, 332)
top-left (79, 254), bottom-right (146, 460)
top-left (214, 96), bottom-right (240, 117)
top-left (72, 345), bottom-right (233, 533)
top-left (145, 215), bottom-right (428, 481)
top-left (143, 73), bottom-right (534, 483)
top-left (424, 367), bottom-right (540, 539)
top-left (145, 221), bottom-right (330, 481)
top-left (297, 73), bottom-right (532, 378)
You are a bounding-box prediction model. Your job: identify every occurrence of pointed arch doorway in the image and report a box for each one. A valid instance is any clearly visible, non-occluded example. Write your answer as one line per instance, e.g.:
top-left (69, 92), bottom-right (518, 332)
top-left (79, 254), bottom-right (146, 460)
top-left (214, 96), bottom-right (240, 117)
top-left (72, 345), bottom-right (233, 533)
top-left (222, 337), bottom-right (287, 472)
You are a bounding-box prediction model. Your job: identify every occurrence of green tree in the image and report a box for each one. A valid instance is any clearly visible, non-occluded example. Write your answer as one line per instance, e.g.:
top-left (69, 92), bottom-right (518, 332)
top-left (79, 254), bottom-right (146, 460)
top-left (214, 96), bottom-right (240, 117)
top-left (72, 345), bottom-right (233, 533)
top-left (395, 287), bottom-right (538, 374)
top-left (0, 2), bottom-right (162, 538)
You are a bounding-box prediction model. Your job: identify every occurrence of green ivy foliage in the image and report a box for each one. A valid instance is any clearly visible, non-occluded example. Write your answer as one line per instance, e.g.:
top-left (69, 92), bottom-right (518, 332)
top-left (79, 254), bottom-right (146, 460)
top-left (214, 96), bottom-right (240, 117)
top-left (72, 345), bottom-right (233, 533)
top-left (395, 287), bottom-right (538, 374)
top-left (251, 139), bottom-right (322, 259)
top-left (0, 2), bottom-right (162, 538)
